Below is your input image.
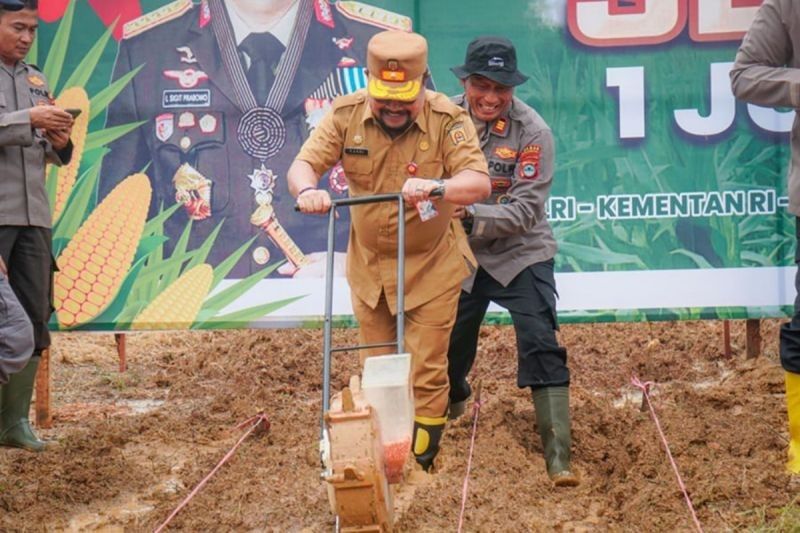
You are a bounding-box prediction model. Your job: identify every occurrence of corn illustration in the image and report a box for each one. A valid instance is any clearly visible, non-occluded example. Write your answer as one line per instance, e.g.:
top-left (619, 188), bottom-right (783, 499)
top-left (786, 371), bottom-right (800, 474)
top-left (130, 264), bottom-right (213, 330)
top-left (54, 173), bottom-right (152, 328)
top-left (51, 87), bottom-right (90, 222)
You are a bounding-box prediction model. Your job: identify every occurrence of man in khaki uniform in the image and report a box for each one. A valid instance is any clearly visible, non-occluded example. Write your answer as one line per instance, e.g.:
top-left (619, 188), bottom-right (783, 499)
top-left (731, 0), bottom-right (800, 472)
top-left (289, 30), bottom-right (490, 470)
top-left (0, 0), bottom-right (74, 452)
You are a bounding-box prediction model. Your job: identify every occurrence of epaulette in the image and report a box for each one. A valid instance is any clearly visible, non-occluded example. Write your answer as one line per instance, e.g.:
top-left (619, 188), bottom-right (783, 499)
top-left (429, 91), bottom-right (465, 118)
top-left (123, 0), bottom-right (192, 40)
top-left (332, 90), bottom-right (366, 110)
top-left (335, 1), bottom-right (412, 32)
top-left (26, 63), bottom-right (41, 72)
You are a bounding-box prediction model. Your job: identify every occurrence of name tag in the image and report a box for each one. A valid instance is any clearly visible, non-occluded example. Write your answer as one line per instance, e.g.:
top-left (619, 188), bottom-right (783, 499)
top-left (162, 89), bottom-right (211, 108)
top-left (344, 147), bottom-right (368, 156)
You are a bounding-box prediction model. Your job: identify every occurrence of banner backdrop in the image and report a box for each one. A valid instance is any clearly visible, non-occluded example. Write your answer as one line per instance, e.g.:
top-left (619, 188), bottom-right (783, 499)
top-left (35, 0), bottom-right (792, 330)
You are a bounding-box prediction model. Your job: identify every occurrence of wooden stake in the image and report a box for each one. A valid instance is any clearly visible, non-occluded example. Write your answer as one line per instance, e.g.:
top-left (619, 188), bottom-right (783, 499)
top-left (745, 319), bottom-right (762, 359)
top-left (115, 333), bottom-right (127, 373)
top-left (34, 348), bottom-right (52, 429)
top-left (723, 320), bottom-right (731, 358)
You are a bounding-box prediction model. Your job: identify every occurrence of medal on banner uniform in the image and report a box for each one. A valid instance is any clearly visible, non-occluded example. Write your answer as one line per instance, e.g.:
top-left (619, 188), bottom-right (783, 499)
top-left (174, 162), bottom-right (213, 220)
top-left (164, 109), bottom-right (222, 221)
top-left (208, 0), bottom-right (312, 270)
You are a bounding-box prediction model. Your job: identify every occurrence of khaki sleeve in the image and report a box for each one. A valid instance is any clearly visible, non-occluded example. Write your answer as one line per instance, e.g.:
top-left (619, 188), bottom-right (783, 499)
top-left (730, 0), bottom-right (800, 108)
top-left (440, 111), bottom-right (489, 177)
top-left (295, 107), bottom-right (345, 177)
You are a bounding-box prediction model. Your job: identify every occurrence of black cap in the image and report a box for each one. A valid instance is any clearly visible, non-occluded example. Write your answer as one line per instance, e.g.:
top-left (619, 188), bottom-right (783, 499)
top-left (0, 0), bottom-right (25, 10)
top-left (451, 36), bottom-right (528, 87)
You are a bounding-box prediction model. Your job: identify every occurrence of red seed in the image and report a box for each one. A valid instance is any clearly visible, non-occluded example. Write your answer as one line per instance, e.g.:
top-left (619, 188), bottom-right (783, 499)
top-left (383, 438), bottom-right (411, 483)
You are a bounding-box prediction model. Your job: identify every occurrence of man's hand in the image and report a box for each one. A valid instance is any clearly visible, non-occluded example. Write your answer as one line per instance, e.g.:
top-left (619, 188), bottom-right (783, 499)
top-left (45, 128), bottom-right (72, 150)
top-left (402, 177), bottom-right (443, 206)
top-left (29, 105), bottom-right (73, 130)
top-left (452, 206), bottom-right (468, 219)
top-left (295, 188), bottom-right (333, 215)
top-left (0, 255), bottom-right (6, 276)
top-left (277, 251), bottom-right (347, 278)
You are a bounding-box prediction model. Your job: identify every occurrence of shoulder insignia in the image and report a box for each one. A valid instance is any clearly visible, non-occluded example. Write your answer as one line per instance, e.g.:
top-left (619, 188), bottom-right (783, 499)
top-left (335, 1), bottom-right (412, 32)
top-left (491, 117), bottom-right (509, 137)
top-left (314, 0), bottom-right (335, 28)
top-left (332, 90), bottom-right (366, 110)
top-left (429, 91), bottom-right (464, 118)
top-left (123, 0), bottom-right (192, 40)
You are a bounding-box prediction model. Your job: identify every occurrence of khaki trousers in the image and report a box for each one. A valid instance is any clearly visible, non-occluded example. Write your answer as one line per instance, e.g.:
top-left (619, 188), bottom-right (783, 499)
top-left (351, 287), bottom-right (459, 418)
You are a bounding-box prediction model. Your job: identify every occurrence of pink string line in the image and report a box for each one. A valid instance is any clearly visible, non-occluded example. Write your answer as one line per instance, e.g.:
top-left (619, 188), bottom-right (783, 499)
top-left (457, 396), bottom-right (484, 533)
top-left (631, 375), bottom-right (704, 533)
top-left (154, 413), bottom-right (271, 533)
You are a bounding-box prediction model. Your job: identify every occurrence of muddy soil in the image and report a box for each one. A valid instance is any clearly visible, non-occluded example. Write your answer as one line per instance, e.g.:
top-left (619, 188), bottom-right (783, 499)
top-left (0, 319), bottom-right (798, 531)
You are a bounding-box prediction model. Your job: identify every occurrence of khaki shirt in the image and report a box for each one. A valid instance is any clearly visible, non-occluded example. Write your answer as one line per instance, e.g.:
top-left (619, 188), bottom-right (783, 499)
top-left (0, 61), bottom-right (70, 228)
top-left (730, 0), bottom-right (800, 216)
top-left (296, 89), bottom-right (488, 311)
top-left (453, 94), bottom-right (557, 290)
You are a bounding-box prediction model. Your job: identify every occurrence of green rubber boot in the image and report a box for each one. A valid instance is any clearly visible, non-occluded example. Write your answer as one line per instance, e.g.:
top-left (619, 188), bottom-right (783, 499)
top-left (412, 415), bottom-right (446, 471)
top-left (0, 356), bottom-right (47, 452)
top-left (532, 387), bottom-right (579, 487)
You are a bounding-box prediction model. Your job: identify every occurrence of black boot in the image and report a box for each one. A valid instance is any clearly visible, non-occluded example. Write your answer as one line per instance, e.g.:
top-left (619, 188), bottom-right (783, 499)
top-left (412, 415), bottom-right (446, 471)
top-left (0, 356), bottom-right (47, 452)
top-left (532, 387), bottom-right (579, 487)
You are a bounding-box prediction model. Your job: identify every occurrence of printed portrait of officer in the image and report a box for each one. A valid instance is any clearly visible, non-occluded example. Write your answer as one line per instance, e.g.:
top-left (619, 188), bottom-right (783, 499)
top-left (100, 0), bottom-right (413, 277)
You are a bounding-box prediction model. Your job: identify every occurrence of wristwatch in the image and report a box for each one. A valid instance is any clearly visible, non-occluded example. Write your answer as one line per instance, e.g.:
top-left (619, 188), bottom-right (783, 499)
top-left (430, 178), bottom-right (445, 197)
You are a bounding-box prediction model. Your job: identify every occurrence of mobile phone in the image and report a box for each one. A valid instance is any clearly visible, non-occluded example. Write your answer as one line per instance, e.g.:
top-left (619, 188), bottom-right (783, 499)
top-left (65, 108), bottom-right (82, 118)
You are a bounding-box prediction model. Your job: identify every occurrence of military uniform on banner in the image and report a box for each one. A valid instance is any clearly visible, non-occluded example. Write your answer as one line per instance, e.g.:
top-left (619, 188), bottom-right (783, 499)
top-left (100, 0), bottom-right (412, 277)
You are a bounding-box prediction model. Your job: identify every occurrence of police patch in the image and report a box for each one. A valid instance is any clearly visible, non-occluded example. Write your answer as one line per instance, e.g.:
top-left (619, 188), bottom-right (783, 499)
top-left (162, 89), bottom-right (211, 108)
top-left (494, 146), bottom-right (517, 159)
top-left (491, 177), bottom-right (512, 193)
top-left (518, 144), bottom-right (541, 179)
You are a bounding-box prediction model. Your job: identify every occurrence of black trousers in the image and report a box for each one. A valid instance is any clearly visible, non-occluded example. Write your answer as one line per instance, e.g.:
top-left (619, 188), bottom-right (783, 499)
top-left (447, 259), bottom-right (570, 404)
top-left (0, 226), bottom-right (54, 351)
top-left (781, 217), bottom-right (800, 372)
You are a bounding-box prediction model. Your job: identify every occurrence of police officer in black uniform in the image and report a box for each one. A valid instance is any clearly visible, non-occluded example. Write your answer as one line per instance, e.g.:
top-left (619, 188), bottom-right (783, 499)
top-left (100, 0), bottom-right (413, 278)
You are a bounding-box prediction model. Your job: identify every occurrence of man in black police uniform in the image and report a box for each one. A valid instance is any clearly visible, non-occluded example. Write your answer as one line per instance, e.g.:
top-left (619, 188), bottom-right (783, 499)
top-left (0, 0), bottom-right (74, 452)
top-left (100, 0), bottom-right (413, 278)
top-left (446, 36), bottom-right (579, 487)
